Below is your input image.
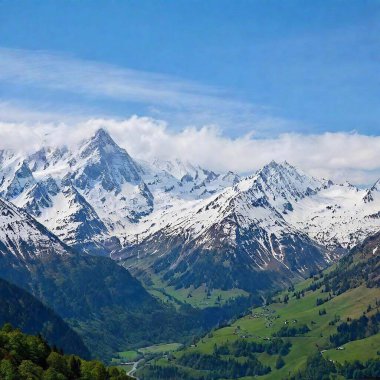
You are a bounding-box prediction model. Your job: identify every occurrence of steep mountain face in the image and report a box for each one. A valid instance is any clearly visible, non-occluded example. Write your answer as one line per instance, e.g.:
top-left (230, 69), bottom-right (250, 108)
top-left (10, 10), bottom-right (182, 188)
top-left (0, 197), bottom-right (69, 262)
top-left (0, 130), bottom-right (154, 254)
top-left (0, 200), bottom-right (151, 354)
top-left (119, 161), bottom-right (380, 292)
top-left (73, 128), bottom-right (143, 189)
top-left (38, 184), bottom-right (111, 255)
top-left (148, 158), bottom-right (240, 198)
top-left (67, 128), bottom-right (154, 230)
top-left (0, 152), bottom-right (35, 200)
top-left (119, 160), bottom-right (380, 293)
top-left (0, 277), bottom-right (90, 358)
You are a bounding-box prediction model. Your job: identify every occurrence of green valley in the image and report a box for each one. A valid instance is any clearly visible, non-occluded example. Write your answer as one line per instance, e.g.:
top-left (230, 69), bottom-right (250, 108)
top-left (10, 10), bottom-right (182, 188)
top-left (137, 233), bottom-right (380, 379)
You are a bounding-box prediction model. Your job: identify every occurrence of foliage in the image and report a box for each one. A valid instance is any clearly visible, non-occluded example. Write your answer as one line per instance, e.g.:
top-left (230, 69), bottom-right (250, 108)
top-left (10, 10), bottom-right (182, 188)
top-left (289, 352), bottom-right (336, 379)
top-left (289, 353), bottom-right (380, 380)
top-left (137, 232), bottom-right (380, 379)
top-left (0, 252), bottom-right (262, 360)
top-left (275, 355), bottom-right (285, 369)
top-left (305, 235), bottom-right (380, 297)
top-left (0, 277), bottom-right (90, 359)
top-left (0, 324), bottom-right (132, 380)
top-left (273, 324), bottom-right (310, 337)
top-left (137, 364), bottom-right (194, 380)
top-left (177, 352), bottom-right (271, 378)
top-left (214, 338), bottom-right (292, 357)
top-left (330, 311), bottom-right (380, 347)
top-left (156, 245), bottom-right (290, 293)
top-left (340, 358), bottom-right (380, 379)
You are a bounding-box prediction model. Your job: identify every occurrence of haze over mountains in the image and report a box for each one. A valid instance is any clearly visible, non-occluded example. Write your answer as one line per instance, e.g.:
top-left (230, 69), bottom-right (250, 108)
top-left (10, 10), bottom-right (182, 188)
top-left (1, 128), bottom-right (380, 294)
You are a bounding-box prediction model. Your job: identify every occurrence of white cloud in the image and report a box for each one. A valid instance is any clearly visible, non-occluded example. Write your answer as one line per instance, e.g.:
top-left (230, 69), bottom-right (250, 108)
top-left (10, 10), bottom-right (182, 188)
top-left (0, 47), bottom-right (269, 131)
top-left (0, 100), bottom-right (89, 124)
top-left (0, 116), bottom-right (380, 186)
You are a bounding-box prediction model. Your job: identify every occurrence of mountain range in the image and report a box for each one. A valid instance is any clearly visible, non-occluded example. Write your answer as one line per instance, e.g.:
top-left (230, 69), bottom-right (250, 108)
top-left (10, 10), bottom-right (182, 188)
top-left (2, 128), bottom-right (380, 295)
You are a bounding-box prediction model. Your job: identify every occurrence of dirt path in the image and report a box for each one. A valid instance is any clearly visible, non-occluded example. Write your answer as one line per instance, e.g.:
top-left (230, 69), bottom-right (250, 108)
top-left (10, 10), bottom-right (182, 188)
top-left (127, 359), bottom-right (143, 380)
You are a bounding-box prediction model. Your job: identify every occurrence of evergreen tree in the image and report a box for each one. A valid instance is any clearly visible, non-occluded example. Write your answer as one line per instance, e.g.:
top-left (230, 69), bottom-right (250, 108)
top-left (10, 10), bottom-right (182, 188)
top-left (275, 355), bottom-right (285, 369)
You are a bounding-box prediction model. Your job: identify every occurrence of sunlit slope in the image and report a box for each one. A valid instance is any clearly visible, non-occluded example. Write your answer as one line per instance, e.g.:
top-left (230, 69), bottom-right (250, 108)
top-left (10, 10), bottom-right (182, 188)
top-left (139, 232), bottom-right (379, 379)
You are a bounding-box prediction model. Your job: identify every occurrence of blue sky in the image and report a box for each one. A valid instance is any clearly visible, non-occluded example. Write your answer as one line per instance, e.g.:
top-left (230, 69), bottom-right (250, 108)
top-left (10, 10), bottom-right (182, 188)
top-left (0, 0), bottom-right (379, 137)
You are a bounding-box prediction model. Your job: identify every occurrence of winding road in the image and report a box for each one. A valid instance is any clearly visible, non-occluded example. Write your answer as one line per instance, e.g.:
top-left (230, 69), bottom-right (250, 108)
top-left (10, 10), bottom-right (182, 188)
top-left (127, 359), bottom-right (143, 380)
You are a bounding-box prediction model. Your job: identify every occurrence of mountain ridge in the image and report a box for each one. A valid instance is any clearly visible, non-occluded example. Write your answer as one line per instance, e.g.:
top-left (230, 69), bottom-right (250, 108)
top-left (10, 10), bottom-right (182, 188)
top-left (3, 128), bottom-right (380, 294)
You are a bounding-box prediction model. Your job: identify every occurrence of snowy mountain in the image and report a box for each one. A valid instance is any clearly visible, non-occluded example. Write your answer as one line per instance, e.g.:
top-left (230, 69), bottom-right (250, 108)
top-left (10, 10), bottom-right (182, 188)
top-left (0, 197), bottom-right (69, 260)
top-left (118, 161), bottom-right (380, 291)
top-left (117, 161), bottom-right (330, 291)
top-left (2, 128), bottom-right (380, 292)
top-left (0, 128), bottom-right (240, 255)
top-left (284, 181), bottom-right (380, 250)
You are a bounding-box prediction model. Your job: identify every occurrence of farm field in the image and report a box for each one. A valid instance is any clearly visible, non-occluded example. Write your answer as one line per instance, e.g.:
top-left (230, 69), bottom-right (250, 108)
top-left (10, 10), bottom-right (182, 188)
top-left (146, 272), bottom-right (249, 309)
top-left (138, 342), bottom-right (183, 355)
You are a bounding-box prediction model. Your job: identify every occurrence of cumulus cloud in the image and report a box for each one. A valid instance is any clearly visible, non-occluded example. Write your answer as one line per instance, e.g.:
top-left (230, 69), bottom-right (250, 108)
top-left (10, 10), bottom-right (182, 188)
top-left (1, 116), bottom-right (380, 186)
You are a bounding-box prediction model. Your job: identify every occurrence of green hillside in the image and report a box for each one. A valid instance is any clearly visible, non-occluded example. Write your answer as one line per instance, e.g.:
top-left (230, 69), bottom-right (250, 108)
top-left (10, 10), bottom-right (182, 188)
top-left (0, 277), bottom-right (90, 359)
top-left (138, 233), bottom-right (380, 379)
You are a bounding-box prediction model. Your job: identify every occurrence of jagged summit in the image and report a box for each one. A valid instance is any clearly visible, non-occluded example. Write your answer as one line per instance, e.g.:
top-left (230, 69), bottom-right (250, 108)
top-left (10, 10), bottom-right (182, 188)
top-left (151, 157), bottom-right (201, 180)
top-left (262, 159), bottom-right (288, 170)
top-left (235, 161), bottom-right (321, 208)
top-left (75, 128), bottom-right (143, 190)
top-left (80, 128), bottom-right (126, 158)
top-left (257, 160), bottom-right (309, 181)
top-left (90, 128), bottom-right (117, 147)
top-left (3, 160), bottom-right (36, 200)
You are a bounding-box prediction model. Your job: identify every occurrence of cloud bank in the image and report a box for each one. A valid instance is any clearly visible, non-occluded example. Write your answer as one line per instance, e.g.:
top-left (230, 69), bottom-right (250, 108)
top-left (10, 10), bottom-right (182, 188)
top-left (1, 116), bottom-right (380, 186)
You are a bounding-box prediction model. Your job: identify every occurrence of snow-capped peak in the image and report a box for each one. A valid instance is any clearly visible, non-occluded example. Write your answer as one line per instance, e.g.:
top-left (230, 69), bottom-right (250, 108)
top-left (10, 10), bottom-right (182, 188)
top-left (256, 160), bottom-right (319, 190)
top-left (4, 160), bottom-right (36, 200)
top-left (236, 161), bottom-right (321, 208)
top-left (151, 157), bottom-right (200, 181)
top-left (80, 128), bottom-right (125, 158)
top-left (73, 128), bottom-right (143, 191)
top-left (90, 128), bottom-right (117, 147)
